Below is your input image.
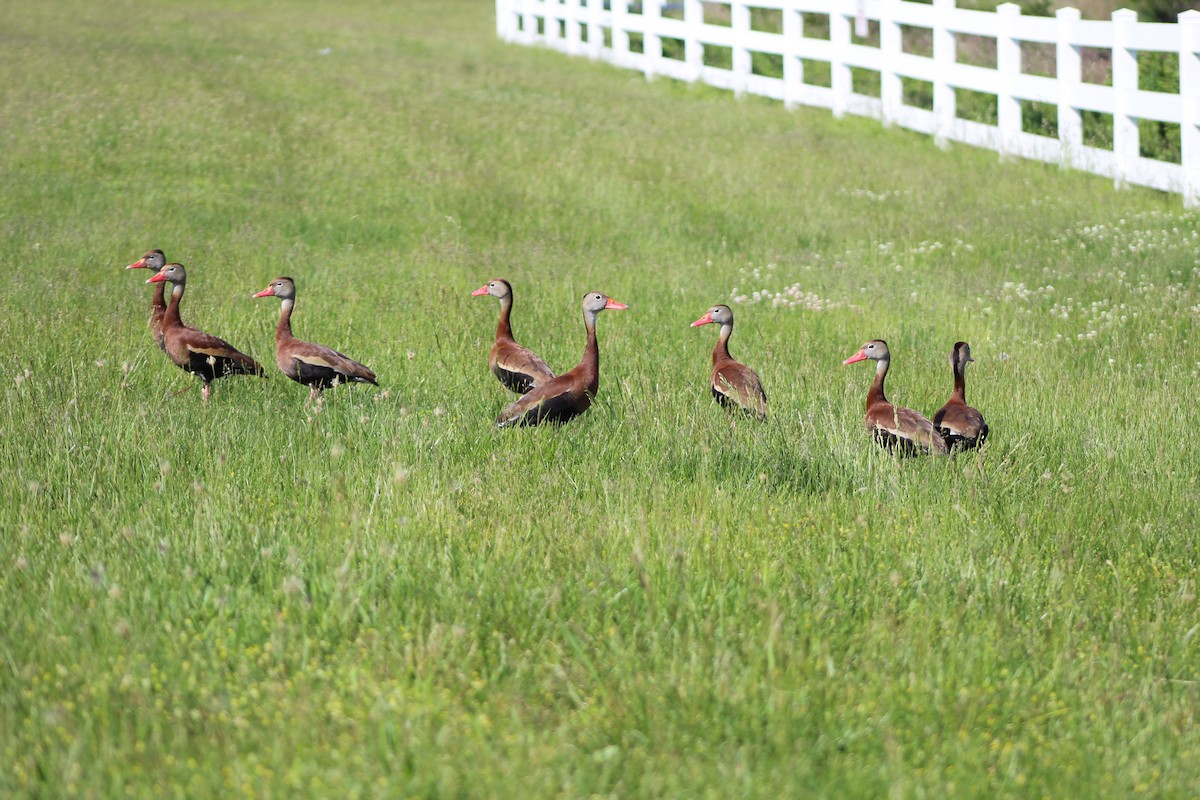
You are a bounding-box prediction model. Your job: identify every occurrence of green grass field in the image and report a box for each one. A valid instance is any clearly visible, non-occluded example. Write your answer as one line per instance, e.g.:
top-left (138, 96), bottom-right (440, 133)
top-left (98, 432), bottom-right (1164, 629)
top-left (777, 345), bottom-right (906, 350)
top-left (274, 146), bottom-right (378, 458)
top-left (3, 0), bottom-right (1200, 796)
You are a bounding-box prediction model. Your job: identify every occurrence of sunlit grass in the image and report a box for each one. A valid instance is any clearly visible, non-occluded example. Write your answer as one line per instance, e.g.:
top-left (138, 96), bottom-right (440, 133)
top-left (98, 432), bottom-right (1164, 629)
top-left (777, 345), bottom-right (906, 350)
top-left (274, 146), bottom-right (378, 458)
top-left (2, 0), bottom-right (1200, 797)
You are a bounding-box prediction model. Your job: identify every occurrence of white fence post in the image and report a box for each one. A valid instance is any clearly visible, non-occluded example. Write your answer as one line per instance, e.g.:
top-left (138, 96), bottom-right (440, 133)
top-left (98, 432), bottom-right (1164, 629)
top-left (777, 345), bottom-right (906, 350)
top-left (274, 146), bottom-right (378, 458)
top-left (520, 0), bottom-right (536, 45)
top-left (932, 0), bottom-right (956, 148)
top-left (612, 0), bottom-right (630, 68)
top-left (1112, 9), bottom-right (1139, 189)
top-left (644, 0), bottom-right (662, 80)
top-left (880, 0), bottom-right (901, 126)
top-left (996, 3), bottom-right (1021, 159)
top-left (1182, 10), bottom-right (1200, 207)
top-left (783, 1), bottom-right (804, 109)
top-left (565, 0), bottom-right (582, 56)
top-left (830, 3), bottom-right (851, 117)
top-left (545, 0), bottom-right (559, 48)
top-left (496, 0), bottom-right (513, 40)
top-left (685, 0), bottom-right (704, 82)
top-left (732, 0), bottom-right (752, 96)
top-left (1056, 7), bottom-right (1083, 168)
top-left (587, 0), bottom-right (604, 59)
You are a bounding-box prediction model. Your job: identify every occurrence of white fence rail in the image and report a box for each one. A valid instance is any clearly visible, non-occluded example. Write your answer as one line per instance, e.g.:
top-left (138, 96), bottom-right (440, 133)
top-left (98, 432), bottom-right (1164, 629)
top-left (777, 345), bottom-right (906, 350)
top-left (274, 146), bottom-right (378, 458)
top-left (495, 0), bottom-right (1200, 207)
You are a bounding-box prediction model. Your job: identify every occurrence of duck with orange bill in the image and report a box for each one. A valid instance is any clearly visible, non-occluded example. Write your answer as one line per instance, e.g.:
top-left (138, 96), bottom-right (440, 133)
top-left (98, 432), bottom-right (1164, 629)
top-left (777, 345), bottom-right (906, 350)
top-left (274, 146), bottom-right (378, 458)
top-left (254, 276), bottom-right (377, 401)
top-left (472, 278), bottom-right (555, 394)
top-left (125, 249), bottom-right (169, 351)
top-left (690, 304), bottom-right (766, 420)
top-left (933, 341), bottom-right (989, 450)
top-left (148, 263), bottom-right (265, 402)
top-left (496, 291), bottom-right (626, 428)
top-left (844, 339), bottom-right (947, 455)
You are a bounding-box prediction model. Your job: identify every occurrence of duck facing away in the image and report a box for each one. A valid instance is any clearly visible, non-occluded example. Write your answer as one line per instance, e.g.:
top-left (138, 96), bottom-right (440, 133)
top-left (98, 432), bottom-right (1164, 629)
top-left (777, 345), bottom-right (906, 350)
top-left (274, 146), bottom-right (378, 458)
top-left (496, 291), bottom-right (626, 428)
top-left (690, 304), bottom-right (767, 420)
top-left (932, 341), bottom-right (988, 450)
top-left (254, 276), bottom-right (378, 400)
top-left (148, 263), bottom-right (265, 402)
top-left (843, 339), bottom-right (947, 455)
top-left (472, 278), bottom-right (555, 394)
top-left (125, 249), bottom-right (168, 351)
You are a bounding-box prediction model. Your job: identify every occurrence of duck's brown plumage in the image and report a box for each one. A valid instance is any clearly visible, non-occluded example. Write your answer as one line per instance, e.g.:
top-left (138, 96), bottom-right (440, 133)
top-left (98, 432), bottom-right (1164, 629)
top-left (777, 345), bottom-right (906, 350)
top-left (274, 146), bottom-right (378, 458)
top-left (255, 276), bottom-right (377, 400)
top-left (473, 278), bottom-right (554, 394)
top-left (844, 339), bottom-right (947, 455)
top-left (691, 304), bottom-right (766, 420)
top-left (126, 249), bottom-right (168, 351)
top-left (933, 341), bottom-right (988, 450)
top-left (496, 291), bottom-right (626, 428)
top-left (149, 263), bottom-right (265, 401)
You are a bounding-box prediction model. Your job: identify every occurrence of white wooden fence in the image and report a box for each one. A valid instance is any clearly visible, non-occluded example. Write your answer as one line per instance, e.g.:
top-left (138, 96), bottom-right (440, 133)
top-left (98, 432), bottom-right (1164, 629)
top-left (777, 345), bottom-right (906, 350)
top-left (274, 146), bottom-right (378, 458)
top-left (494, 0), bottom-right (1200, 207)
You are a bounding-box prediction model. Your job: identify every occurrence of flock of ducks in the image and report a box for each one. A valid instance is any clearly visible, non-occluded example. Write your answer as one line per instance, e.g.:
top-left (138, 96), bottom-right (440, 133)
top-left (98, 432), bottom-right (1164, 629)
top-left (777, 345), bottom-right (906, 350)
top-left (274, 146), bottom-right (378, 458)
top-left (126, 250), bottom-right (988, 453)
top-left (126, 251), bottom-right (375, 403)
top-left (843, 339), bottom-right (988, 454)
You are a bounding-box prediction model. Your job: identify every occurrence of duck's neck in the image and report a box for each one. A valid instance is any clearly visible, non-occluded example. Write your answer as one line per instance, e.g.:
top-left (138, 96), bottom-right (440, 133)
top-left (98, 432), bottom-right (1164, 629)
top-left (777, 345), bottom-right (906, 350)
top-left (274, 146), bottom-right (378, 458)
top-left (151, 280), bottom-right (167, 313)
top-left (276, 298), bottom-right (296, 343)
top-left (712, 323), bottom-right (733, 364)
top-left (868, 357), bottom-right (889, 409)
top-left (164, 283), bottom-right (185, 327)
top-left (951, 360), bottom-right (967, 403)
top-left (496, 296), bottom-right (514, 342)
top-left (581, 310), bottom-right (600, 396)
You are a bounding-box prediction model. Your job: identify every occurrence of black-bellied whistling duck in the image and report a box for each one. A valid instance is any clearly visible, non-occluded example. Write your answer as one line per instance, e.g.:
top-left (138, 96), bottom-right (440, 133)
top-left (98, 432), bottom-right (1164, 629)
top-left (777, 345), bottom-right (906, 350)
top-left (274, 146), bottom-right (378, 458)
top-left (254, 276), bottom-right (378, 400)
top-left (496, 291), bottom-right (627, 428)
top-left (125, 249), bottom-right (168, 351)
top-left (933, 341), bottom-right (989, 450)
top-left (472, 278), bottom-right (555, 394)
top-left (843, 339), bottom-right (948, 455)
top-left (148, 263), bottom-right (265, 402)
top-left (690, 304), bottom-right (767, 420)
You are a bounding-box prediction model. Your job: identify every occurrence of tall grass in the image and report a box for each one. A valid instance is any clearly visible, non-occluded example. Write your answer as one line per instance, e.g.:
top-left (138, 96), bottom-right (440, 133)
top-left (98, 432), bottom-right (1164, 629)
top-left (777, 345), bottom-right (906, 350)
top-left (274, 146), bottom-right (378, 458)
top-left (2, 0), bottom-right (1199, 796)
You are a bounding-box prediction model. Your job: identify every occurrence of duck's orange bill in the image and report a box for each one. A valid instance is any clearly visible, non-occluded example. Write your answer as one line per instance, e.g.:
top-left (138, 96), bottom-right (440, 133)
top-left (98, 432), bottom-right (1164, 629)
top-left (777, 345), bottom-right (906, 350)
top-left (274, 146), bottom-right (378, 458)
top-left (125, 258), bottom-right (147, 270)
top-left (471, 285), bottom-right (490, 296)
top-left (147, 273), bottom-right (167, 284)
top-left (254, 286), bottom-right (275, 297)
top-left (843, 350), bottom-right (868, 365)
top-left (605, 298), bottom-right (628, 310)
top-left (690, 313), bottom-right (713, 327)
